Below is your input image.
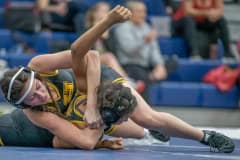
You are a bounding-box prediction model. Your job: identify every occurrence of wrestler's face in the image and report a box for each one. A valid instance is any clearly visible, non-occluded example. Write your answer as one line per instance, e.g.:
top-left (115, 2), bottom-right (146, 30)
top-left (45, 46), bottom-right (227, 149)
top-left (22, 78), bottom-right (49, 106)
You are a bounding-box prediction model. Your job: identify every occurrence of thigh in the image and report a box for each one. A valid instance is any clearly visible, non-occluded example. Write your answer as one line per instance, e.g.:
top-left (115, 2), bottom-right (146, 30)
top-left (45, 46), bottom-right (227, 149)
top-left (0, 114), bottom-right (22, 146)
top-left (122, 83), bottom-right (160, 129)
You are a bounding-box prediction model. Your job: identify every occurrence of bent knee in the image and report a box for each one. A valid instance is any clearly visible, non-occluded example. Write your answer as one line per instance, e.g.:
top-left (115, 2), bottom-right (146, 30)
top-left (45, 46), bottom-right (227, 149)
top-left (137, 128), bottom-right (145, 139)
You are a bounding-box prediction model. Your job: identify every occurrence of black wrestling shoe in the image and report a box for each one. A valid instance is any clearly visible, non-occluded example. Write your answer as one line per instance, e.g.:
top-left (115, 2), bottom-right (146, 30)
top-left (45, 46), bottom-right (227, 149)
top-left (200, 130), bottom-right (235, 153)
top-left (149, 130), bottom-right (170, 142)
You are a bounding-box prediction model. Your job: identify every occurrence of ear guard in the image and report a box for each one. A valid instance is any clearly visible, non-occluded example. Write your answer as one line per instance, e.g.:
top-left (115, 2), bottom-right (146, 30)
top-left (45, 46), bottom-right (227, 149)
top-left (6, 66), bottom-right (35, 108)
top-left (100, 107), bottom-right (121, 126)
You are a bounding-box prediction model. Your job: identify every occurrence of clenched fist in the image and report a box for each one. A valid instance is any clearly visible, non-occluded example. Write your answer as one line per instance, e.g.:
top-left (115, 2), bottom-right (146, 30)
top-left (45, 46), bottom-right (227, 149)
top-left (106, 5), bottom-right (132, 25)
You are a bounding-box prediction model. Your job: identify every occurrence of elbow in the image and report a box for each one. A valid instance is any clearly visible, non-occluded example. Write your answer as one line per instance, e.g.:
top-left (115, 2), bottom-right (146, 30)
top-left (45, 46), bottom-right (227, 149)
top-left (52, 136), bottom-right (97, 150)
top-left (80, 139), bottom-right (97, 150)
top-left (86, 50), bottom-right (100, 61)
top-left (70, 43), bottom-right (78, 56)
top-left (86, 50), bottom-right (101, 67)
top-left (28, 55), bottom-right (41, 69)
top-left (52, 137), bottom-right (61, 148)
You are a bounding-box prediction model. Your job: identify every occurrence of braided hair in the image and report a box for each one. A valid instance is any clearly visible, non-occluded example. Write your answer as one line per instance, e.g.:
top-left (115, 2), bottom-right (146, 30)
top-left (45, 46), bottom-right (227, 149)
top-left (97, 80), bottom-right (137, 126)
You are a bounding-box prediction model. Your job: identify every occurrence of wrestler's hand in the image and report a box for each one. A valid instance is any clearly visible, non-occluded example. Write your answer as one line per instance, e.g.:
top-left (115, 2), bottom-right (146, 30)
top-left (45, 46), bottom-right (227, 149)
top-left (97, 138), bottom-right (124, 150)
top-left (106, 5), bottom-right (132, 25)
top-left (84, 106), bottom-right (103, 129)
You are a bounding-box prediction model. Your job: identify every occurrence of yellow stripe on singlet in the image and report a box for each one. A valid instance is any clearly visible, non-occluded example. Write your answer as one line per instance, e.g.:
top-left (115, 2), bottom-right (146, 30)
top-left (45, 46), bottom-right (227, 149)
top-left (73, 95), bottom-right (87, 118)
top-left (112, 77), bottom-right (126, 84)
top-left (39, 70), bottom-right (59, 77)
top-left (104, 125), bottom-right (118, 135)
top-left (66, 78), bottom-right (123, 135)
top-left (0, 137), bottom-right (4, 146)
top-left (46, 82), bottom-right (61, 101)
top-left (65, 94), bottom-right (86, 118)
top-left (71, 120), bottom-right (86, 126)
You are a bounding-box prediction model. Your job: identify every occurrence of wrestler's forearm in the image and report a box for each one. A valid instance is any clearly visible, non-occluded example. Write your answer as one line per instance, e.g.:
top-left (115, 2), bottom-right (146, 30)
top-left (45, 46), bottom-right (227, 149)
top-left (53, 136), bottom-right (75, 148)
top-left (24, 110), bottom-right (102, 150)
top-left (71, 5), bottom-right (131, 59)
top-left (28, 50), bottom-right (73, 73)
top-left (53, 136), bottom-right (123, 150)
top-left (86, 52), bottom-right (101, 110)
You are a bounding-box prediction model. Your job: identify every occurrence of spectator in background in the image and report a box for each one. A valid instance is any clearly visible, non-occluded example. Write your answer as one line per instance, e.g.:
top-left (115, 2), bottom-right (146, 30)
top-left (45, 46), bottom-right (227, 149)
top-left (163, 0), bottom-right (180, 16)
top-left (114, 1), bottom-right (169, 141)
top-left (85, 2), bottom-right (145, 93)
top-left (37, 0), bottom-right (89, 34)
top-left (114, 1), bottom-right (167, 85)
top-left (166, 0), bottom-right (233, 59)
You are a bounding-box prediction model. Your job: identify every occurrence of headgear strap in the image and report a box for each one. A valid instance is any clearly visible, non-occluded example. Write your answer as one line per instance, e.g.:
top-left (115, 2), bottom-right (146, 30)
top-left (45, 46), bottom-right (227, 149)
top-left (7, 67), bottom-right (35, 105)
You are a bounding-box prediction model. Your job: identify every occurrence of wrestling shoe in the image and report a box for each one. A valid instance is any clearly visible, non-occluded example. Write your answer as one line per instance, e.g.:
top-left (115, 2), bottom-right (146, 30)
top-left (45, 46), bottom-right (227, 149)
top-left (149, 130), bottom-right (170, 142)
top-left (200, 130), bottom-right (235, 153)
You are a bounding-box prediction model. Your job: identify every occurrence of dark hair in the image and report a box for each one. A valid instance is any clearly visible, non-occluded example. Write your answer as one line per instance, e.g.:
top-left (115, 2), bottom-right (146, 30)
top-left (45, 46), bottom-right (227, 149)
top-left (0, 67), bottom-right (45, 107)
top-left (0, 67), bottom-right (64, 117)
top-left (0, 67), bottom-right (30, 104)
top-left (97, 81), bottom-right (137, 125)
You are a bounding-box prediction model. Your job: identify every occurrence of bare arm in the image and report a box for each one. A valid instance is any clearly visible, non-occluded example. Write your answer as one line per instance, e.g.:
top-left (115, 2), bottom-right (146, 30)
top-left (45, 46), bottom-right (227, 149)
top-left (71, 5), bottom-right (132, 76)
top-left (84, 51), bottom-right (102, 128)
top-left (207, 0), bottom-right (224, 21)
top-left (53, 136), bottom-right (124, 150)
top-left (184, 0), bottom-right (208, 17)
top-left (213, 0), bottom-right (224, 17)
top-left (28, 50), bottom-right (72, 73)
top-left (70, 6), bottom-right (132, 128)
top-left (23, 109), bottom-right (102, 149)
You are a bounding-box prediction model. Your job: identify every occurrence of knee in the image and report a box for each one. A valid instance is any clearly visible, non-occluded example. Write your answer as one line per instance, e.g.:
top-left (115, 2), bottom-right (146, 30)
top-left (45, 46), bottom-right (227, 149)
top-left (136, 128), bottom-right (145, 139)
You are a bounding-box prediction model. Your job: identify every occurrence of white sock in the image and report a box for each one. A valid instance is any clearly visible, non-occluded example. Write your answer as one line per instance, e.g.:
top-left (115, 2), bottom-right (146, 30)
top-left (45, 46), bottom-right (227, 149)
top-left (144, 128), bottom-right (149, 137)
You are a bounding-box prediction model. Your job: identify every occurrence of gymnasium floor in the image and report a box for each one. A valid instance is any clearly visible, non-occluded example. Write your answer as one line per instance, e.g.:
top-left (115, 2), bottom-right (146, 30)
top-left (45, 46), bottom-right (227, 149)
top-left (0, 137), bottom-right (239, 160)
top-left (1, 103), bottom-right (240, 160)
